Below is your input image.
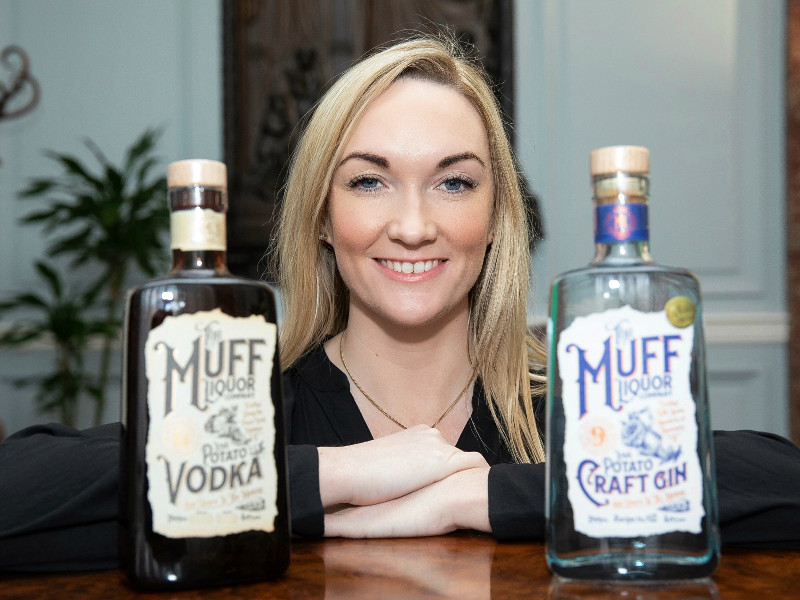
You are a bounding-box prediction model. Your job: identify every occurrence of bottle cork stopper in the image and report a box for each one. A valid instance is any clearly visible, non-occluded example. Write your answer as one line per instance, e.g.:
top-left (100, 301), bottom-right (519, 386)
top-left (590, 146), bottom-right (649, 176)
top-left (167, 159), bottom-right (227, 189)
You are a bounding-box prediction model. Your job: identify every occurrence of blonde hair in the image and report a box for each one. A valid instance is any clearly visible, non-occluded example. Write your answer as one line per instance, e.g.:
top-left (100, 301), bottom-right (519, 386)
top-left (271, 34), bottom-right (546, 463)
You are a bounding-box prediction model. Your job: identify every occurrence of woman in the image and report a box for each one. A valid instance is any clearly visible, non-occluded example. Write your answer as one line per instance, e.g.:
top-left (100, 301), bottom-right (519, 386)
top-left (1, 35), bottom-right (799, 572)
top-left (275, 35), bottom-right (545, 538)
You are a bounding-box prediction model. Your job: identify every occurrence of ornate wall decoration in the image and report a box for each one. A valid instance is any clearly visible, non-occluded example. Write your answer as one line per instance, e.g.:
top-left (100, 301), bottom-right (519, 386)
top-left (0, 45), bottom-right (40, 167)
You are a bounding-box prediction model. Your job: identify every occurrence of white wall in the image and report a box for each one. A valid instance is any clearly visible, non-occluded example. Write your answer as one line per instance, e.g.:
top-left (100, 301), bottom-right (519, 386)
top-left (0, 0), bottom-right (222, 433)
top-left (0, 0), bottom-right (788, 438)
top-left (515, 0), bottom-right (788, 435)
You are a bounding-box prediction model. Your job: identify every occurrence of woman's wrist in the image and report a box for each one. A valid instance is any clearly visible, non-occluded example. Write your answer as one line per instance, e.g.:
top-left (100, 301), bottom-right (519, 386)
top-left (446, 467), bottom-right (491, 533)
top-left (317, 445), bottom-right (354, 507)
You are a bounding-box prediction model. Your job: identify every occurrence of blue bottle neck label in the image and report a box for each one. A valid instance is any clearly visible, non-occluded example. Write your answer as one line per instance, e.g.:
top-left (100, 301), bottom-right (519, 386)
top-left (595, 203), bottom-right (649, 244)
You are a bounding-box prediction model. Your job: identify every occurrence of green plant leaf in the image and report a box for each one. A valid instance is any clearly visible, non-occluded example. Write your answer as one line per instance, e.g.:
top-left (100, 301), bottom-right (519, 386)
top-left (48, 223), bottom-right (93, 247)
top-left (134, 157), bottom-right (160, 191)
top-left (0, 291), bottom-right (49, 312)
top-left (34, 262), bottom-right (63, 299)
top-left (44, 150), bottom-right (104, 193)
top-left (0, 325), bottom-right (46, 346)
top-left (82, 138), bottom-right (111, 171)
top-left (21, 209), bottom-right (59, 225)
top-left (125, 127), bottom-right (162, 174)
top-left (105, 165), bottom-right (124, 196)
top-left (9, 375), bottom-right (42, 390)
top-left (18, 178), bottom-right (58, 197)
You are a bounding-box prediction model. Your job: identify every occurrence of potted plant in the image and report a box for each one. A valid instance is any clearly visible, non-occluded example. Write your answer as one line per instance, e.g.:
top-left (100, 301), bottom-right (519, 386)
top-left (0, 128), bottom-right (169, 426)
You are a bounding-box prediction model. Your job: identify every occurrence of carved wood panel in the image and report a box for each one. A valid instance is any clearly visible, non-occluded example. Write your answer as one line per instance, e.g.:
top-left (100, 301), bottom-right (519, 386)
top-left (222, 0), bottom-right (531, 280)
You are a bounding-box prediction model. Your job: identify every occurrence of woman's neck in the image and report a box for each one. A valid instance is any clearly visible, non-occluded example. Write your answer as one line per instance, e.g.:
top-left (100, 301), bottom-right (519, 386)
top-left (325, 301), bottom-right (475, 440)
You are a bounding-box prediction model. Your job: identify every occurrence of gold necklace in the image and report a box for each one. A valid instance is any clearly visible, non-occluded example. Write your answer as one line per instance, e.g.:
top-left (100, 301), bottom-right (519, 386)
top-left (339, 333), bottom-right (476, 430)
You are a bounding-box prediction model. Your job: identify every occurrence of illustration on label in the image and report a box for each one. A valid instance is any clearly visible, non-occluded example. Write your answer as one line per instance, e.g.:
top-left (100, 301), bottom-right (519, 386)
top-left (557, 305), bottom-right (704, 537)
top-left (144, 308), bottom-right (278, 538)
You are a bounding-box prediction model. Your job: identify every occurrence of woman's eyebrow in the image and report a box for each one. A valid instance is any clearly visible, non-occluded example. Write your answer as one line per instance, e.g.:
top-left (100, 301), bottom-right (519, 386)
top-left (338, 152), bottom-right (389, 168)
top-left (437, 152), bottom-right (485, 169)
top-left (337, 151), bottom-right (485, 170)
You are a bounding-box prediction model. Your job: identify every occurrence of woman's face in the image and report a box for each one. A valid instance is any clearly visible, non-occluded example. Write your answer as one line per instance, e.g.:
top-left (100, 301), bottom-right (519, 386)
top-left (325, 77), bottom-right (494, 331)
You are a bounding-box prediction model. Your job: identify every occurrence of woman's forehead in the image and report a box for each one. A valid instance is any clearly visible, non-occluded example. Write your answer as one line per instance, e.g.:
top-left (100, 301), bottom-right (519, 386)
top-left (339, 78), bottom-right (490, 164)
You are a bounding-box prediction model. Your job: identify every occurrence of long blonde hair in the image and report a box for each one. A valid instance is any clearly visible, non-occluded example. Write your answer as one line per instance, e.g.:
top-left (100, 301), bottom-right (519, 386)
top-left (271, 34), bottom-right (546, 463)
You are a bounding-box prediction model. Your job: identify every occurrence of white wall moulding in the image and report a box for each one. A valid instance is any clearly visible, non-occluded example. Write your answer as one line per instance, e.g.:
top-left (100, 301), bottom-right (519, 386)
top-left (704, 312), bottom-right (790, 345)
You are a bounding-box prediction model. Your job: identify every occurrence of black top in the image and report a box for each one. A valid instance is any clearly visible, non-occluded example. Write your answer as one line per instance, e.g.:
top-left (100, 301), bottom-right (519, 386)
top-left (284, 345), bottom-right (517, 537)
top-left (2, 345), bottom-right (800, 572)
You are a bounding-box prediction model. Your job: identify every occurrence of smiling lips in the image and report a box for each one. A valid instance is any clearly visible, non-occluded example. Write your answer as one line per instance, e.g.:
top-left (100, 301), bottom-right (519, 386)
top-left (378, 258), bottom-right (443, 274)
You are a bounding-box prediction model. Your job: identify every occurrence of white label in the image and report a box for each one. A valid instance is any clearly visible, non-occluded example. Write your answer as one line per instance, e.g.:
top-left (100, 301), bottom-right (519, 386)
top-left (144, 308), bottom-right (278, 538)
top-left (171, 209), bottom-right (226, 251)
top-left (557, 305), bottom-right (704, 537)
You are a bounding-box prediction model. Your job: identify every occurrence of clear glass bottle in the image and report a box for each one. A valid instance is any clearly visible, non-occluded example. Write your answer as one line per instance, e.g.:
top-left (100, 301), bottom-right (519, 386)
top-left (120, 159), bottom-right (290, 590)
top-left (545, 146), bottom-right (719, 580)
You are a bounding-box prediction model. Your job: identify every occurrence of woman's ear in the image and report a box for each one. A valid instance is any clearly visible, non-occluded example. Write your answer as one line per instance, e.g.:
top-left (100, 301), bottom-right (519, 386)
top-left (319, 219), bottom-right (333, 247)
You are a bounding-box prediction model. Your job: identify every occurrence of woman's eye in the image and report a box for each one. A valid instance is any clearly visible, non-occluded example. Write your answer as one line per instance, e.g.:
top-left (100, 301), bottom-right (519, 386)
top-left (439, 177), bottom-right (475, 193)
top-left (349, 176), bottom-right (382, 191)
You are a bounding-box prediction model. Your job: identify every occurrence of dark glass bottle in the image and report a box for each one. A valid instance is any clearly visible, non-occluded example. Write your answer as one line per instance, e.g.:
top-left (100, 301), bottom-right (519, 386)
top-left (120, 159), bottom-right (290, 590)
top-left (546, 146), bottom-right (719, 580)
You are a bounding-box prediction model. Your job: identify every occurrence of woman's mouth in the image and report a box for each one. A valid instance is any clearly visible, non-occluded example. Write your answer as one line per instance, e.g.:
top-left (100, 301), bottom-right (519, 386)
top-left (378, 259), bottom-right (443, 274)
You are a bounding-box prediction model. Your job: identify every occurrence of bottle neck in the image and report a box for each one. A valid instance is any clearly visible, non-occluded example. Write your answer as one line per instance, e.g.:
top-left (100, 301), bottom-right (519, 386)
top-left (171, 249), bottom-right (228, 273)
top-left (169, 186), bottom-right (229, 273)
top-left (590, 171), bottom-right (652, 266)
top-left (592, 240), bottom-right (652, 265)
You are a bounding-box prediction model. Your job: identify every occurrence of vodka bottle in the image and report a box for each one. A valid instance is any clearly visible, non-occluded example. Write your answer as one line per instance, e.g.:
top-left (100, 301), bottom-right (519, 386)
top-left (545, 146), bottom-right (719, 580)
top-left (121, 159), bottom-right (290, 590)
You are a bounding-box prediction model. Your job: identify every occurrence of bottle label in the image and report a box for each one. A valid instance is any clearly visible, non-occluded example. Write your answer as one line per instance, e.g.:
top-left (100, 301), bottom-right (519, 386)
top-left (557, 305), bottom-right (704, 537)
top-left (144, 308), bottom-right (278, 538)
top-left (595, 204), bottom-right (648, 243)
top-left (171, 208), bottom-right (226, 251)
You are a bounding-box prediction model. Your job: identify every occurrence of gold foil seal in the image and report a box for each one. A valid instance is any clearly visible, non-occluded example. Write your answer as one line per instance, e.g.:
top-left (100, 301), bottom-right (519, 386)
top-left (665, 296), bottom-right (697, 328)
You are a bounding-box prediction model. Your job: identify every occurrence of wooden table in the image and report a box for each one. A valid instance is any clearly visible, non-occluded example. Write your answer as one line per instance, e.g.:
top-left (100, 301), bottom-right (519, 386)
top-left (3, 533), bottom-right (800, 599)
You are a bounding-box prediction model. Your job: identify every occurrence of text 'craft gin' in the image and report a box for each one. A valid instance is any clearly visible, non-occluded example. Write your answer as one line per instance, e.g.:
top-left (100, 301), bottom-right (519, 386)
top-left (545, 146), bottom-right (719, 580)
top-left (121, 159), bottom-right (290, 590)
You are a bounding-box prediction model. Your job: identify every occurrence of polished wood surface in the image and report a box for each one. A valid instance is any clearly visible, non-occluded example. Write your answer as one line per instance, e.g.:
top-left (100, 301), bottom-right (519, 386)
top-left (3, 533), bottom-right (800, 599)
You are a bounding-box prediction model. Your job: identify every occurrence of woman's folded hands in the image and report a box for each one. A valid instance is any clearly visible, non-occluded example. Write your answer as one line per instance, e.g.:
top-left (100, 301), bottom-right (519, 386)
top-left (318, 425), bottom-right (491, 537)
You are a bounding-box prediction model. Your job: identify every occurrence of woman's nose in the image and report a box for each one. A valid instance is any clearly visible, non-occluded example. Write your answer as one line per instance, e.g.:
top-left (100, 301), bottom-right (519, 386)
top-left (386, 191), bottom-right (437, 245)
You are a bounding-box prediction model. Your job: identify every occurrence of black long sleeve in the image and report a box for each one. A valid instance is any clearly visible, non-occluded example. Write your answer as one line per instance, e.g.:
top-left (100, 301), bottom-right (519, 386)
top-left (486, 430), bottom-right (800, 548)
top-left (0, 425), bottom-right (325, 571)
top-left (713, 430), bottom-right (800, 548)
top-left (0, 423), bottom-right (119, 571)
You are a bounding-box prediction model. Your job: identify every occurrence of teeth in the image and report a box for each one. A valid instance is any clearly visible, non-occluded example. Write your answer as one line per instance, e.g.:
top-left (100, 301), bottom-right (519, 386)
top-left (380, 259), bottom-right (441, 274)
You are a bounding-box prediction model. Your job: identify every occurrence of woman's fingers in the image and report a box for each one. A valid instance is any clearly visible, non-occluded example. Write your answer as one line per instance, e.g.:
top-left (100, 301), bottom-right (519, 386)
top-left (324, 467), bottom-right (490, 538)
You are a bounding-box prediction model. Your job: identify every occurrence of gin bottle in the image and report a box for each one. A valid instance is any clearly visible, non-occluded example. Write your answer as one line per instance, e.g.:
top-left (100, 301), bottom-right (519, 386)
top-left (545, 146), bottom-right (719, 580)
top-left (121, 159), bottom-right (290, 590)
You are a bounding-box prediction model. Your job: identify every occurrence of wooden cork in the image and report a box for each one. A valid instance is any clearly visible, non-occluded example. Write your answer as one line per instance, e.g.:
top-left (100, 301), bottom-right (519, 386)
top-left (590, 146), bottom-right (649, 176)
top-left (167, 159), bottom-right (227, 189)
